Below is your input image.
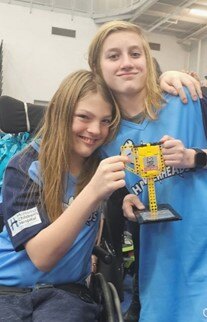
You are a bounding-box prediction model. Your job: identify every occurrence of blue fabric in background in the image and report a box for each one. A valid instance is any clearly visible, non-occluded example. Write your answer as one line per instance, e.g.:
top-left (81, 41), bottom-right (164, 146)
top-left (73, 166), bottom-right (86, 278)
top-left (0, 132), bottom-right (31, 201)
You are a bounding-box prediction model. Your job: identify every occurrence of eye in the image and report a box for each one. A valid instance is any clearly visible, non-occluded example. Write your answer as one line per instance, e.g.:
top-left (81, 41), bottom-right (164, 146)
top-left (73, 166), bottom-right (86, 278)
top-left (101, 119), bottom-right (112, 126)
top-left (131, 51), bottom-right (141, 58)
top-left (107, 52), bottom-right (119, 61)
top-left (74, 114), bottom-right (90, 121)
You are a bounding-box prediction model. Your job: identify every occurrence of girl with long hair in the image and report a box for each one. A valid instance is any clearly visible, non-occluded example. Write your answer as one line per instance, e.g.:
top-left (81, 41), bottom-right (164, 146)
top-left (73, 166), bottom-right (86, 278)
top-left (0, 69), bottom-right (128, 321)
top-left (88, 20), bottom-right (207, 322)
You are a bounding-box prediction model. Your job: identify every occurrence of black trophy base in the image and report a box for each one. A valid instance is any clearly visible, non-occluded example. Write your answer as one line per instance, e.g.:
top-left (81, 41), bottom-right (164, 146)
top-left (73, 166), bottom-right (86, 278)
top-left (134, 204), bottom-right (182, 225)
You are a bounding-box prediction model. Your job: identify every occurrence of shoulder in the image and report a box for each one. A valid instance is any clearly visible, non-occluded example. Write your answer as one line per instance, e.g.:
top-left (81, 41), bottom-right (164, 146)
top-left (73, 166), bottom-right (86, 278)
top-left (162, 88), bottom-right (201, 112)
top-left (8, 144), bottom-right (38, 174)
top-left (163, 87), bottom-right (193, 104)
top-left (3, 143), bottom-right (40, 190)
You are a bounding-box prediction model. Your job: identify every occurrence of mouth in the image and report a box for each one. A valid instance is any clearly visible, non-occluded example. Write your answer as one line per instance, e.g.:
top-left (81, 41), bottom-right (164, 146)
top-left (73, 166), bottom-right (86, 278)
top-left (117, 72), bottom-right (137, 77)
top-left (79, 135), bottom-right (99, 145)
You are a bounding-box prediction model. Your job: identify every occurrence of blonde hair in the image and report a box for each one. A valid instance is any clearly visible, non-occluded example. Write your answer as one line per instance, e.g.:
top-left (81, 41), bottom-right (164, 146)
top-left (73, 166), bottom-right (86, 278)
top-left (36, 70), bottom-right (120, 222)
top-left (88, 20), bottom-right (164, 120)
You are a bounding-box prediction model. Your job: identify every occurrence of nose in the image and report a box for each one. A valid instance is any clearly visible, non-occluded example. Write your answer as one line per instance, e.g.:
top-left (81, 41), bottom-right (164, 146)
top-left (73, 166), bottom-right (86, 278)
top-left (120, 54), bottom-right (133, 69)
top-left (87, 121), bottom-right (101, 135)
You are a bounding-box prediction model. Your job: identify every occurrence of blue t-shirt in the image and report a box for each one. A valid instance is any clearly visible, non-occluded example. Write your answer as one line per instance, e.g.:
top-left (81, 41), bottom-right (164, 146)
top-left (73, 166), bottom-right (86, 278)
top-left (101, 91), bottom-right (207, 322)
top-left (0, 142), bottom-right (100, 287)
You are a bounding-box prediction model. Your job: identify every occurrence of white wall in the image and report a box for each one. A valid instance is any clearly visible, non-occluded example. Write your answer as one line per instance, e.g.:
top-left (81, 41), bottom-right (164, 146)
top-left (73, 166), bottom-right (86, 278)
top-left (0, 3), bottom-right (98, 102)
top-left (188, 38), bottom-right (207, 80)
top-left (145, 31), bottom-right (189, 74)
top-left (1, 2), bottom-right (205, 104)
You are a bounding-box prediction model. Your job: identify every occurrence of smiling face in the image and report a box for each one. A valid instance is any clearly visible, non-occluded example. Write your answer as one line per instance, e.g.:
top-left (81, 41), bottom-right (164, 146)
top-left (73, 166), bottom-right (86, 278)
top-left (70, 91), bottom-right (112, 171)
top-left (100, 31), bottom-right (147, 100)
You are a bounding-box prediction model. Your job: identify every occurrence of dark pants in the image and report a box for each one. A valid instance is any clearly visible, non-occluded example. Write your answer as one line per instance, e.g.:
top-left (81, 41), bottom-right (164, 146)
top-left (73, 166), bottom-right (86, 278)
top-left (0, 287), bottom-right (101, 321)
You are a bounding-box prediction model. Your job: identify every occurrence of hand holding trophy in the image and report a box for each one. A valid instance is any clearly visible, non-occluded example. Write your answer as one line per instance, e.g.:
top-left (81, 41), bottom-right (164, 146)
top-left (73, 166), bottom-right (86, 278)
top-left (121, 142), bottom-right (182, 224)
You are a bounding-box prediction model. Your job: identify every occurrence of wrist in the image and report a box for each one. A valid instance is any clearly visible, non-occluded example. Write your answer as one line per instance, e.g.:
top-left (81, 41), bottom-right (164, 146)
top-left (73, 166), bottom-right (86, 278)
top-left (191, 148), bottom-right (207, 169)
top-left (84, 183), bottom-right (104, 205)
top-left (185, 148), bottom-right (196, 168)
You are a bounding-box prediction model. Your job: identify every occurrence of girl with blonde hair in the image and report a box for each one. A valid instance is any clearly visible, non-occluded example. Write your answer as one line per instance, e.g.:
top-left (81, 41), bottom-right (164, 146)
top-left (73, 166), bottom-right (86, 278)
top-left (88, 20), bottom-right (207, 322)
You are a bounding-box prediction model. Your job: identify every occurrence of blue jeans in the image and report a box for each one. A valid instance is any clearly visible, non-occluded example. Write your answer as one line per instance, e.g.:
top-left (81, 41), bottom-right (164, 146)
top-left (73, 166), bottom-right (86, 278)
top-left (0, 287), bottom-right (101, 321)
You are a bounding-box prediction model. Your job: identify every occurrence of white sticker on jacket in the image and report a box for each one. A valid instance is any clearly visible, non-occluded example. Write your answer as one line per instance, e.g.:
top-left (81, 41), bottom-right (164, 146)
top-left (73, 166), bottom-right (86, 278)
top-left (7, 207), bottom-right (42, 236)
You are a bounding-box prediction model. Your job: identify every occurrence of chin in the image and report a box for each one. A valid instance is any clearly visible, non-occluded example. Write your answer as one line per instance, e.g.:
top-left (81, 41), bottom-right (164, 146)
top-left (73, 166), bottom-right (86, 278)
top-left (78, 148), bottom-right (96, 158)
top-left (127, 85), bottom-right (146, 95)
top-left (120, 87), bottom-right (140, 95)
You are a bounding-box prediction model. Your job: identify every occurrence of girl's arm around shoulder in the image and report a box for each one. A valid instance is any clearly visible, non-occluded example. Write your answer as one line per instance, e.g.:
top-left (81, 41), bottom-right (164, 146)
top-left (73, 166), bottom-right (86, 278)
top-left (159, 71), bottom-right (202, 104)
top-left (25, 155), bottom-right (128, 272)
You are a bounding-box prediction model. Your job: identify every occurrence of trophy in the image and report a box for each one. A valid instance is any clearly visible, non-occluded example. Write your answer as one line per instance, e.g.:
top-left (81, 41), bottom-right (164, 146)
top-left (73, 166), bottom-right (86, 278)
top-left (121, 142), bottom-right (182, 224)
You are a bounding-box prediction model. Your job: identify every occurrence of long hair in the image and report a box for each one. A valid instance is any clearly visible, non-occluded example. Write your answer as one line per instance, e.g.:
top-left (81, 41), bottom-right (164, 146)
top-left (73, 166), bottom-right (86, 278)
top-left (88, 20), bottom-right (164, 120)
top-left (36, 70), bottom-right (120, 222)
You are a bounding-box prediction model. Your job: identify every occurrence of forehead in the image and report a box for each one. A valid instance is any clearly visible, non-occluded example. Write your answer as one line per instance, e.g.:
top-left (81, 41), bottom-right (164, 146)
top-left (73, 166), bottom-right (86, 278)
top-left (102, 31), bottom-right (143, 50)
top-left (75, 92), bottom-right (112, 115)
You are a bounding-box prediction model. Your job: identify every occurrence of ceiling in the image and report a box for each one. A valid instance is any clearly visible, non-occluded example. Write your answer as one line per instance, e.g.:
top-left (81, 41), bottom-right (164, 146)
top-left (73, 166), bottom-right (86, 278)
top-left (1, 0), bottom-right (207, 43)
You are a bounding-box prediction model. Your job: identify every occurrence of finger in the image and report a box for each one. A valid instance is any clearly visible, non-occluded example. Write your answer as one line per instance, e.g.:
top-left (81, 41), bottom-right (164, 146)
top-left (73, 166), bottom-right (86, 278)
top-left (123, 196), bottom-right (145, 212)
top-left (180, 79), bottom-right (201, 101)
top-left (100, 158), bottom-right (126, 171)
top-left (163, 140), bottom-right (184, 153)
top-left (106, 155), bottom-right (129, 164)
top-left (193, 81), bottom-right (203, 99)
top-left (160, 135), bottom-right (174, 143)
top-left (163, 153), bottom-right (180, 161)
top-left (177, 74), bottom-right (202, 100)
top-left (162, 145), bottom-right (176, 155)
top-left (160, 83), bottom-right (179, 96)
top-left (112, 179), bottom-right (126, 190)
top-left (132, 199), bottom-right (145, 210)
top-left (123, 212), bottom-right (137, 222)
top-left (167, 76), bottom-right (198, 103)
top-left (164, 160), bottom-right (183, 167)
top-left (109, 170), bottom-right (125, 181)
top-left (128, 215), bottom-right (137, 222)
top-left (163, 148), bottom-right (183, 159)
top-left (163, 147), bottom-right (184, 159)
top-left (122, 205), bottom-right (137, 221)
top-left (104, 161), bottom-right (126, 173)
top-left (123, 203), bottom-right (145, 222)
top-left (162, 151), bottom-right (180, 159)
top-left (176, 86), bottom-right (188, 104)
top-left (162, 140), bottom-right (179, 150)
